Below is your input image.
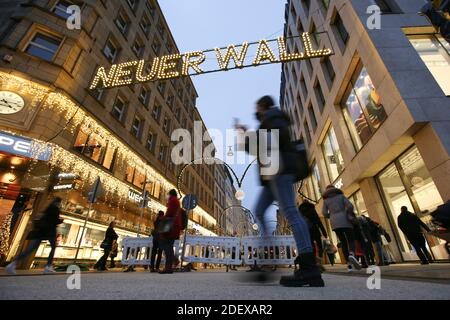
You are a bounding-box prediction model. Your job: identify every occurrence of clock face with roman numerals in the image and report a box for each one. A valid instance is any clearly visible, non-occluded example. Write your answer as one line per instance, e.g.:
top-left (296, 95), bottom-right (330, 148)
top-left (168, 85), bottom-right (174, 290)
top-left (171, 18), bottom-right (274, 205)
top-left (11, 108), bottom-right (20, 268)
top-left (0, 91), bottom-right (25, 115)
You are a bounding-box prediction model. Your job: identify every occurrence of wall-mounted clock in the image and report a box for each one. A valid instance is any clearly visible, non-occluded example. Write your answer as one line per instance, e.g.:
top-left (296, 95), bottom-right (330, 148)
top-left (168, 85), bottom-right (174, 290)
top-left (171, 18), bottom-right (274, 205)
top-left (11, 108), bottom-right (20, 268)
top-left (0, 91), bottom-right (25, 114)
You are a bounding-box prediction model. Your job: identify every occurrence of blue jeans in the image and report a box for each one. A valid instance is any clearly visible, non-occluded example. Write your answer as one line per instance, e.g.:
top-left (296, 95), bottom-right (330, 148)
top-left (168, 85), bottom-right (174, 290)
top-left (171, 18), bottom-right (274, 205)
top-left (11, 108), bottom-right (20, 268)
top-left (254, 174), bottom-right (313, 254)
top-left (15, 237), bottom-right (56, 266)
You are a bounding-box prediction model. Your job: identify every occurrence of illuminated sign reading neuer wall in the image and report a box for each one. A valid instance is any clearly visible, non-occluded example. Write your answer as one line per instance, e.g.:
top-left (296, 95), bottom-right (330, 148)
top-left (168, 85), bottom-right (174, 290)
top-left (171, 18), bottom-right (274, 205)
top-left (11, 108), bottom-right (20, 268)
top-left (89, 33), bottom-right (333, 90)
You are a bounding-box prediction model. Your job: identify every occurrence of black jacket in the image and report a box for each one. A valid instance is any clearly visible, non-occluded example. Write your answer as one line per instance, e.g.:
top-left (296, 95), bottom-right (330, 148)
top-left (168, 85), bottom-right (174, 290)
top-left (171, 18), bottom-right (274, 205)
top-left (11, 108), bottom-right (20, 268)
top-left (104, 227), bottom-right (118, 246)
top-left (397, 211), bottom-right (430, 238)
top-left (27, 203), bottom-right (63, 240)
top-left (298, 202), bottom-right (327, 238)
top-left (248, 107), bottom-right (297, 185)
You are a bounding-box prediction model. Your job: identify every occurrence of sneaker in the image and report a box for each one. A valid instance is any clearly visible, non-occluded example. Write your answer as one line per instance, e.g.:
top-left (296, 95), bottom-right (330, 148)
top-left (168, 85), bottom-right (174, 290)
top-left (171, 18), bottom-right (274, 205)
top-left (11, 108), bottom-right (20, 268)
top-left (5, 262), bottom-right (16, 275)
top-left (43, 265), bottom-right (56, 274)
top-left (348, 255), bottom-right (362, 270)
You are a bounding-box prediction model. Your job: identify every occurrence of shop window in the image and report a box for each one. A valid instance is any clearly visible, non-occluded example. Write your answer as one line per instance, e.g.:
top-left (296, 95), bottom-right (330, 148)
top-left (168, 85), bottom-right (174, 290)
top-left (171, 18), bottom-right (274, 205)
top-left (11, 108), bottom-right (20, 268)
top-left (308, 104), bottom-right (317, 132)
top-left (125, 166), bottom-right (145, 188)
top-left (311, 162), bottom-right (322, 199)
top-left (321, 126), bottom-right (344, 182)
top-left (321, 56), bottom-right (335, 86)
top-left (25, 32), bottom-right (62, 62)
top-left (342, 65), bottom-right (387, 151)
top-left (73, 128), bottom-right (116, 170)
top-left (377, 146), bottom-right (445, 260)
top-left (349, 190), bottom-right (368, 216)
top-left (407, 34), bottom-right (450, 96)
top-left (53, 0), bottom-right (77, 19)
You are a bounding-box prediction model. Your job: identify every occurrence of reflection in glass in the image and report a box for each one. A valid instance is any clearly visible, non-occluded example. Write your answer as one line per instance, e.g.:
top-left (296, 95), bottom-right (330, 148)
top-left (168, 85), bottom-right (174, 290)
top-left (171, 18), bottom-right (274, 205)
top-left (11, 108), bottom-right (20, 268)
top-left (322, 127), bottom-right (345, 182)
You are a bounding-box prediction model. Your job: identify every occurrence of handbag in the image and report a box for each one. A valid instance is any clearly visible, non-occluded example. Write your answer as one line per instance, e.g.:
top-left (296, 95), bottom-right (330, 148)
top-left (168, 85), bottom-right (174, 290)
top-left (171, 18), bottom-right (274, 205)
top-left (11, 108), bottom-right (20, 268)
top-left (156, 217), bottom-right (174, 234)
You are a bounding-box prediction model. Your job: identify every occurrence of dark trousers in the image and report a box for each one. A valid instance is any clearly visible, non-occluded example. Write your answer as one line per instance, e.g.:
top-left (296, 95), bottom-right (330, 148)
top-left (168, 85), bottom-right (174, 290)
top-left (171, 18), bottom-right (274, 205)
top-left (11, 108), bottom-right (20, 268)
top-left (326, 253), bottom-right (335, 266)
top-left (408, 234), bottom-right (433, 263)
top-left (15, 237), bottom-right (56, 266)
top-left (334, 228), bottom-right (356, 263)
top-left (160, 238), bottom-right (175, 270)
top-left (95, 248), bottom-right (111, 270)
top-left (311, 233), bottom-right (324, 258)
top-left (150, 238), bottom-right (163, 270)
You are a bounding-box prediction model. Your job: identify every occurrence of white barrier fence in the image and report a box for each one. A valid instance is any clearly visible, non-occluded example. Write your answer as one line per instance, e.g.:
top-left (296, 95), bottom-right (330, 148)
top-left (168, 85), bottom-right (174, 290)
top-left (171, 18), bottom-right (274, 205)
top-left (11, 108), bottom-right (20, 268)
top-left (242, 236), bottom-right (298, 266)
top-left (121, 237), bottom-right (180, 266)
top-left (121, 235), bottom-right (297, 267)
top-left (183, 236), bottom-right (242, 266)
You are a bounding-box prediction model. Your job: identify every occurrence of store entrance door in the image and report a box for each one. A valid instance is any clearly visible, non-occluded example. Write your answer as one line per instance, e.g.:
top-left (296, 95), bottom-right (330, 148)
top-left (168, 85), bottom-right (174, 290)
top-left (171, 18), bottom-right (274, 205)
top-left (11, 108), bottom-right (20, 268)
top-left (377, 146), bottom-right (447, 261)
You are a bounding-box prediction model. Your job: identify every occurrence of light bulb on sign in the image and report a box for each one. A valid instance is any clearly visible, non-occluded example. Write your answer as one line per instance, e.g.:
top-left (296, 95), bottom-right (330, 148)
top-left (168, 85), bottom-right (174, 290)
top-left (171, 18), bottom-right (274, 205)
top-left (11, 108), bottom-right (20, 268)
top-left (235, 189), bottom-right (245, 201)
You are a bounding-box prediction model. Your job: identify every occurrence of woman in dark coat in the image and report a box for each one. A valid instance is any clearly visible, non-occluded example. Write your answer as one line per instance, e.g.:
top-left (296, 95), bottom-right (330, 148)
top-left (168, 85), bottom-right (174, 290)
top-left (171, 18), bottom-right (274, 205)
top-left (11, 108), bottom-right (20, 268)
top-left (6, 197), bottom-right (64, 275)
top-left (95, 221), bottom-right (118, 271)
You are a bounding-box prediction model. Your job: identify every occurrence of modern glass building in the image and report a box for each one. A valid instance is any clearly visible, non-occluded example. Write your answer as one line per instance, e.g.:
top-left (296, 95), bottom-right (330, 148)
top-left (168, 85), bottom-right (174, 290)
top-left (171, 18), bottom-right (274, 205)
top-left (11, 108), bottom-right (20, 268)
top-left (281, 0), bottom-right (450, 262)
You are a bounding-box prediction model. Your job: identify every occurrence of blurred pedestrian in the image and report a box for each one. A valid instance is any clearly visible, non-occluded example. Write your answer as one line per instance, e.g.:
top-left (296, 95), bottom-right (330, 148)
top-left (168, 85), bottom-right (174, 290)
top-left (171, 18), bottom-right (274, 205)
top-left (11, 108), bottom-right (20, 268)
top-left (298, 199), bottom-right (328, 272)
top-left (150, 211), bottom-right (164, 272)
top-left (322, 185), bottom-right (362, 272)
top-left (398, 206), bottom-right (433, 264)
top-left (236, 95), bottom-right (323, 287)
top-left (323, 239), bottom-right (337, 266)
top-left (6, 197), bottom-right (64, 275)
top-left (158, 189), bottom-right (183, 274)
top-left (95, 221), bottom-right (118, 271)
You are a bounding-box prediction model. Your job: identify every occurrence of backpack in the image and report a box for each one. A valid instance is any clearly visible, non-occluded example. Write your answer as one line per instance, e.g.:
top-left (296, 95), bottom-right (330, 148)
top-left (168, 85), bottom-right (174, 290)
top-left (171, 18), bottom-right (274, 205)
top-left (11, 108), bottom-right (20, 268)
top-left (290, 139), bottom-right (310, 182)
top-left (180, 209), bottom-right (188, 230)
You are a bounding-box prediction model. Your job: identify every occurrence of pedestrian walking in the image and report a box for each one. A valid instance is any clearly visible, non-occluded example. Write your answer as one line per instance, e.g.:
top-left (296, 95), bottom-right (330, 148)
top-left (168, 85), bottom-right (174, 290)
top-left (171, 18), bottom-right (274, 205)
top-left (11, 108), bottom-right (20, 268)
top-left (322, 185), bottom-right (362, 272)
top-left (323, 239), bottom-right (337, 266)
top-left (397, 206), bottom-right (433, 264)
top-left (236, 95), bottom-right (323, 287)
top-left (6, 197), bottom-right (64, 275)
top-left (298, 199), bottom-right (328, 272)
top-left (94, 221), bottom-right (118, 271)
top-left (150, 211), bottom-right (164, 272)
top-left (158, 189), bottom-right (183, 274)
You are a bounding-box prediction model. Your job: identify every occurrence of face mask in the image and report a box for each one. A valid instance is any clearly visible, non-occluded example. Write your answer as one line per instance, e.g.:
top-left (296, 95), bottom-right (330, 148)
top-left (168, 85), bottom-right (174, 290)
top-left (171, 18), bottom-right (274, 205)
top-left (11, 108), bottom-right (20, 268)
top-left (254, 112), bottom-right (263, 122)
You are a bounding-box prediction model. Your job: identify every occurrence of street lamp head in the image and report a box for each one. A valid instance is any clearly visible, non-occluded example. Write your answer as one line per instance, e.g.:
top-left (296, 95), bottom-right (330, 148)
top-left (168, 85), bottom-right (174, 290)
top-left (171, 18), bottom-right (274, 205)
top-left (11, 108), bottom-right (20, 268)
top-left (235, 189), bottom-right (245, 201)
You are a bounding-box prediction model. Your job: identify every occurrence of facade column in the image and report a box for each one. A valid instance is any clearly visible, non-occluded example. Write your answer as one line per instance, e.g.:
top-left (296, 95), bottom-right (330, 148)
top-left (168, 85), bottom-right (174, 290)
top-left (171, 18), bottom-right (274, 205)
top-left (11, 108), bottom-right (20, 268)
top-left (413, 123), bottom-right (450, 202)
top-left (359, 177), bottom-right (403, 262)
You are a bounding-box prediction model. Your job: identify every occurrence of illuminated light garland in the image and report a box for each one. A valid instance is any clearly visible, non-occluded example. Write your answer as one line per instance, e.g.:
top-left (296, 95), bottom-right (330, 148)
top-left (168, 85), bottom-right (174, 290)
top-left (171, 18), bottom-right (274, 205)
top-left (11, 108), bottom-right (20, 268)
top-left (253, 39), bottom-right (278, 65)
top-left (277, 36), bottom-right (304, 61)
top-left (301, 32), bottom-right (333, 58)
top-left (136, 58), bottom-right (159, 82)
top-left (0, 72), bottom-right (217, 226)
top-left (182, 51), bottom-right (206, 75)
top-left (157, 53), bottom-right (182, 79)
top-left (111, 61), bottom-right (138, 87)
top-left (89, 65), bottom-right (118, 90)
top-left (0, 211), bottom-right (12, 258)
top-left (214, 43), bottom-right (249, 69)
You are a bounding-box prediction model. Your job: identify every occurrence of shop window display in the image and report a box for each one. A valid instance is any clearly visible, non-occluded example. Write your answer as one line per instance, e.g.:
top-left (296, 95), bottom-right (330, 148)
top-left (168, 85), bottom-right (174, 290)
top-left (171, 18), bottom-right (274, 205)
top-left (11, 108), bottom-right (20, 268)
top-left (342, 66), bottom-right (387, 151)
top-left (73, 128), bottom-right (116, 170)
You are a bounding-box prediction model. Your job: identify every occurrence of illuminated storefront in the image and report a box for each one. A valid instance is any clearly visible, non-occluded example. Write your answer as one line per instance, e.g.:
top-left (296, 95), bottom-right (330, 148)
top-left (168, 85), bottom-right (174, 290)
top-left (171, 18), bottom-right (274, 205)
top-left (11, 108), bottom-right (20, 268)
top-left (377, 146), bottom-right (446, 261)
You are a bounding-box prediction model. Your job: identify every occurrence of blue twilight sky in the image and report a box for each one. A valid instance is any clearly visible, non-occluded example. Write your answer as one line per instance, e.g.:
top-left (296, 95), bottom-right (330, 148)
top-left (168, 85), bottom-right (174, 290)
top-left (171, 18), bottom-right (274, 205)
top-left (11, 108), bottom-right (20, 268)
top-left (159, 0), bottom-right (287, 230)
